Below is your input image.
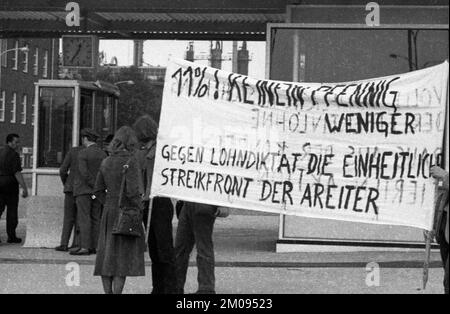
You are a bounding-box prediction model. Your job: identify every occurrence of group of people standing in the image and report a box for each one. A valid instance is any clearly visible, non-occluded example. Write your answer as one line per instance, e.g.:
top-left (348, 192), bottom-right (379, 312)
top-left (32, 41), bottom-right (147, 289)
top-left (1, 125), bottom-right (447, 294)
top-left (56, 128), bottom-right (106, 255)
top-left (55, 116), bottom-right (222, 294)
top-left (53, 117), bottom-right (448, 295)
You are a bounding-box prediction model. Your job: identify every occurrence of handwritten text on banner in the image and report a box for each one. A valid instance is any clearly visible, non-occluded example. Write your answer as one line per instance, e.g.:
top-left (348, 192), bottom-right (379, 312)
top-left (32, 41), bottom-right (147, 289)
top-left (151, 59), bottom-right (449, 231)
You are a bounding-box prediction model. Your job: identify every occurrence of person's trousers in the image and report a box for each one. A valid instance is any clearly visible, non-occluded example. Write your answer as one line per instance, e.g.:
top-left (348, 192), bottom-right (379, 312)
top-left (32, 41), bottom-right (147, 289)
top-left (0, 191), bottom-right (19, 239)
top-left (75, 195), bottom-right (102, 250)
top-left (438, 211), bottom-right (449, 294)
top-left (445, 255), bottom-right (449, 295)
top-left (60, 192), bottom-right (79, 247)
top-left (146, 197), bottom-right (177, 294)
top-left (175, 202), bottom-right (216, 294)
top-left (440, 241), bottom-right (449, 294)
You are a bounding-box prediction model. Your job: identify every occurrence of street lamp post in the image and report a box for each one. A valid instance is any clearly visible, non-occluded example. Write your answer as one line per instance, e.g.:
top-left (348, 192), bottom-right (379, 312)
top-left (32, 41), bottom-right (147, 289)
top-left (0, 46), bottom-right (30, 90)
top-left (93, 80), bottom-right (134, 92)
top-left (389, 53), bottom-right (418, 70)
top-left (389, 53), bottom-right (443, 70)
top-left (114, 80), bottom-right (135, 86)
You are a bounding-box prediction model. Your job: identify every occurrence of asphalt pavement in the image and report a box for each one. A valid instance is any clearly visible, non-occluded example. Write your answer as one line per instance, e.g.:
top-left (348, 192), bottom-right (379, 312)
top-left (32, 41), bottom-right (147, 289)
top-left (0, 214), bottom-right (447, 294)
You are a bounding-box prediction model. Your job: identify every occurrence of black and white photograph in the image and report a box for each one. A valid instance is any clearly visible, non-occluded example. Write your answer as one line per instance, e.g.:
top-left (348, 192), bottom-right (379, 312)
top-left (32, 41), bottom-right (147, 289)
top-left (0, 0), bottom-right (448, 301)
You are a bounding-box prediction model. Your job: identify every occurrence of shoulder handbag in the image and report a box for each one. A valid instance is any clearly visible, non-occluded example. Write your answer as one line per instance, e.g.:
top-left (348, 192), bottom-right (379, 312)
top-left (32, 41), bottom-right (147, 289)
top-left (112, 159), bottom-right (143, 238)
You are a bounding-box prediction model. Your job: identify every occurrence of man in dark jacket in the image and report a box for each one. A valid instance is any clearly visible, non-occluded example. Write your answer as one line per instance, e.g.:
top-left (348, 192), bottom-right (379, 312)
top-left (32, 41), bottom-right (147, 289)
top-left (133, 115), bottom-right (177, 294)
top-left (71, 129), bottom-right (106, 256)
top-left (0, 134), bottom-right (28, 244)
top-left (55, 146), bottom-right (83, 252)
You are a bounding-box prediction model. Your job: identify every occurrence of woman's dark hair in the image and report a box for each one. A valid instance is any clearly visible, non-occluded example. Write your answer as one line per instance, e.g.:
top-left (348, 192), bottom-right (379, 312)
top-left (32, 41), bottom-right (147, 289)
top-left (108, 126), bottom-right (139, 153)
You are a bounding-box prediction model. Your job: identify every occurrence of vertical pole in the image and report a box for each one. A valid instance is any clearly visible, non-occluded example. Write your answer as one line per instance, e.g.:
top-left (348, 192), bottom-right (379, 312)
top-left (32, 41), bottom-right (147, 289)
top-left (407, 30), bottom-right (414, 71)
top-left (232, 41), bottom-right (238, 73)
top-left (423, 228), bottom-right (433, 290)
top-left (51, 39), bottom-right (55, 80)
top-left (145, 198), bottom-right (153, 245)
top-left (0, 40), bottom-right (2, 92)
top-left (293, 30), bottom-right (300, 82)
top-left (445, 63), bottom-right (449, 171)
top-left (73, 85), bottom-right (80, 147)
top-left (32, 83), bottom-right (39, 196)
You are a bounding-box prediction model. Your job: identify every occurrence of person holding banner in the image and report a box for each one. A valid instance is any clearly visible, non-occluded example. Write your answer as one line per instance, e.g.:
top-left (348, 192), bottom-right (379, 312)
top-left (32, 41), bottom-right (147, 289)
top-left (133, 115), bottom-right (177, 294)
top-left (175, 201), bottom-right (221, 294)
top-left (431, 166), bottom-right (449, 294)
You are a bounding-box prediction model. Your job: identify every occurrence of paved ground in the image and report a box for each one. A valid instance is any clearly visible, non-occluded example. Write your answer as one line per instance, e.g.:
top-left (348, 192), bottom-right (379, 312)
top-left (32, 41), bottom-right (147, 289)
top-left (0, 214), bottom-right (447, 294)
top-left (0, 264), bottom-right (445, 294)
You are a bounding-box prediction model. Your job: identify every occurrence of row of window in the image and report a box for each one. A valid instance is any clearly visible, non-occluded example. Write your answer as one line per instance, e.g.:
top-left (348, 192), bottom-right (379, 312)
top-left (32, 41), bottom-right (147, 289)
top-left (1, 40), bottom-right (49, 78)
top-left (0, 91), bottom-right (34, 125)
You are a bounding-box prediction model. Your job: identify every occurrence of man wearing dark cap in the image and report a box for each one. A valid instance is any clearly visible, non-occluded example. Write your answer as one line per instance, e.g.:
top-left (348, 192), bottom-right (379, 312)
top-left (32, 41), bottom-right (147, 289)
top-left (71, 128), bottom-right (106, 256)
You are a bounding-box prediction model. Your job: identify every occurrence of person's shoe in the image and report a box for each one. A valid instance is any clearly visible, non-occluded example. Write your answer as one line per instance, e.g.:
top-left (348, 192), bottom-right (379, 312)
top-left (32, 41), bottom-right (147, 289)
top-left (68, 246), bottom-right (81, 253)
top-left (89, 248), bottom-right (97, 255)
top-left (55, 245), bottom-right (68, 252)
top-left (7, 237), bottom-right (22, 244)
top-left (70, 248), bottom-right (90, 256)
top-left (194, 290), bottom-right (216, 294)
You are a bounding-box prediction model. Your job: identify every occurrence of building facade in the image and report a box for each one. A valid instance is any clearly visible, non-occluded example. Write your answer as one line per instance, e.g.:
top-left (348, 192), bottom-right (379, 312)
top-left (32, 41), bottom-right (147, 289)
top-left (0, 38), bottom-right (59, 168)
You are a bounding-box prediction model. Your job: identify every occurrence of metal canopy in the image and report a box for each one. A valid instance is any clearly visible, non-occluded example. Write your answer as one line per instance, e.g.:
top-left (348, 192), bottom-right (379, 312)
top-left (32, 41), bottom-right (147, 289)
top-left (1, 0), bottom-right (448, 40)
top-left (0, 0), bottom-right (293, 40)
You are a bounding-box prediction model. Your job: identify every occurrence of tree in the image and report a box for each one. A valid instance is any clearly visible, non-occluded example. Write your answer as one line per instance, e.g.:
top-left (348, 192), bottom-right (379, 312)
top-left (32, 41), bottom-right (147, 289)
top-left (80, 66), bottom-right (163, 127)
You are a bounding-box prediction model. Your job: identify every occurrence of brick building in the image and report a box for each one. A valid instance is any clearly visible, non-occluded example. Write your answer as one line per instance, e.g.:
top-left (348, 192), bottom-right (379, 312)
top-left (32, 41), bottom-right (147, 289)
top-left (0, 38), bottom-right (59, 168)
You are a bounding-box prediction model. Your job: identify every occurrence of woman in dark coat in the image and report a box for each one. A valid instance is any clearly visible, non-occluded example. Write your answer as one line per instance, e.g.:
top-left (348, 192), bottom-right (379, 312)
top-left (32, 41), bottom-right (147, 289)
top-left (94, 126), bottom-right (145, 294)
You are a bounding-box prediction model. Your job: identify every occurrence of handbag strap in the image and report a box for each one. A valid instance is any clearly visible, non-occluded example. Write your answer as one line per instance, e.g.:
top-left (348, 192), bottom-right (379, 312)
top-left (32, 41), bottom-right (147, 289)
top-left (118, 157), bottom-right (132, 207)
top-left (141, 141), bottom-right (156, 190)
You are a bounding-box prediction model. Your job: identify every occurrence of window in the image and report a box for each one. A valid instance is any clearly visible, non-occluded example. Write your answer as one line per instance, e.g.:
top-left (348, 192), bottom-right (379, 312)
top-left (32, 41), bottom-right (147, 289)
top-left (42, 50), bottom-right (49, 78)
top-left (38, 87), bottom-right (74, 167)
top-left (12, 41), bottom-right (19, 70)
top-left (21, 94), bottom-right (27, 124)
top-left (80, 90), bottom-right (94, 130)
top-left (0, 91), bottom-right (5, 121)
top-left (1, 39), bottom-right (7, 67)
top-left (23, 44), bottom-right (29, 73)
top-left (269, 28), bottom-right (449, 82)
top-left (11, 92), bottom-right (17, 123)
top-left (33, 48), bottom-right (39, 76)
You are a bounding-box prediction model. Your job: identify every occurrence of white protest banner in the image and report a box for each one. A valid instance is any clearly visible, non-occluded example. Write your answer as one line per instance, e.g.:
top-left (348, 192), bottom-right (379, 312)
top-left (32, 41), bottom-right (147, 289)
top-left (151, 59), bottom-right (449, 231)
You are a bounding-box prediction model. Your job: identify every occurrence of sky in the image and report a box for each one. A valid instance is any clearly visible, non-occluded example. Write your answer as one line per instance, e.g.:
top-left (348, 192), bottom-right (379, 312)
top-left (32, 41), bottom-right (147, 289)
top-left (99, 40), bottom-right (266, 79)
